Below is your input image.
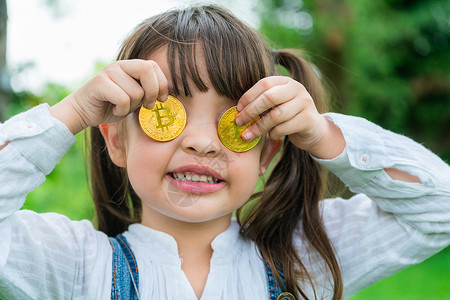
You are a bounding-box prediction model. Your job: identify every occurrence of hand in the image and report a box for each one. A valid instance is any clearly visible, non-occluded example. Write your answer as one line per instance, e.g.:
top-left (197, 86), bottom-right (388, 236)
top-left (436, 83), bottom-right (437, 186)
top-left (50, 59), bottom-right (168, 134)
top-left (236, 76), bottom-right (345, 159)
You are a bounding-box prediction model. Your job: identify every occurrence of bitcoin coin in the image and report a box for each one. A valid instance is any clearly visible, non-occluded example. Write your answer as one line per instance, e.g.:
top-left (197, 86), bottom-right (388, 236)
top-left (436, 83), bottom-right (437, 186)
top-left (139, 95), bottom-right (186, 141)
top-left (218, 106), bottom-right (261, 152)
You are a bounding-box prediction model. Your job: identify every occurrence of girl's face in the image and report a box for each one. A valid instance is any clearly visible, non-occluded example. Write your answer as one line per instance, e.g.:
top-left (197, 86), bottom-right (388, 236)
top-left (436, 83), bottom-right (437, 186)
top-left (104, 47), bottom-right (276, 227)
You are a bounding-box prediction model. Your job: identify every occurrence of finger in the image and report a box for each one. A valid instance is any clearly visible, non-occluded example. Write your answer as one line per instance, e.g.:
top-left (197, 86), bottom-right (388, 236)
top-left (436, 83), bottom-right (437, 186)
top-left (237, 76), bottom-right (289, 111)
top-left (96, 79), bottom-right (132, 117)
top-left (269, 105), bottom-right (319, 141)
top-left (154, 62), bottom-right (168, 101)
top-left (118, 60), bottom-right (161, 108)
top-left (107, 66), bottom-right (145, 112)
top-left (236, 79), bottom-right (298, 126)
top-left (268, 113), bottom-right (305, 141)
top-left (241, 97), bottom-right (303, 141)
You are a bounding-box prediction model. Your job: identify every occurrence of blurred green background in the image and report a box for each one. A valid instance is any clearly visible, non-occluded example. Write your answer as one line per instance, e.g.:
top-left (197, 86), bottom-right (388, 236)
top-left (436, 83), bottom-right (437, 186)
top-left (1, 0), bottom-right (449, 299)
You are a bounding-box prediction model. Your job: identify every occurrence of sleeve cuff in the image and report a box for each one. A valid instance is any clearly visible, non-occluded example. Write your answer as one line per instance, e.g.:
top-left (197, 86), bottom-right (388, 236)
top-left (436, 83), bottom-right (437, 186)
top-left (0, 104), bottom-right (76, 175)
top-left (312, 113), bottom-right (442, 193)
top-left (312, 113), bottom-right (388, 187)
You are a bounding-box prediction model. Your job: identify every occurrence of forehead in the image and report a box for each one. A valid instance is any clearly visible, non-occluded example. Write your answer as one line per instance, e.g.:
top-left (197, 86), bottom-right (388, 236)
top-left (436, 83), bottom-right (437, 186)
top-left (148, 45), bottom-right (212, 97)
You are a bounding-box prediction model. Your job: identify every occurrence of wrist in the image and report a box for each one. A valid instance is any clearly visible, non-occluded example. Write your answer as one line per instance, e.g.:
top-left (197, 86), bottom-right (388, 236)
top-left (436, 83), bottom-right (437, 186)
top-left (49, 95), bottom-right (87, 135)
top-left (308, 118), bottom-right (346, 160)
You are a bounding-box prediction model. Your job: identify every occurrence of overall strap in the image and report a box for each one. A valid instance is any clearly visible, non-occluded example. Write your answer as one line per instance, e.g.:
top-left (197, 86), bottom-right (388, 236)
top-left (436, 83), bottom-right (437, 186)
top-left (109, 234), bottom-right (140, 300)
top-left (265, 261), bottom-right (296, 300)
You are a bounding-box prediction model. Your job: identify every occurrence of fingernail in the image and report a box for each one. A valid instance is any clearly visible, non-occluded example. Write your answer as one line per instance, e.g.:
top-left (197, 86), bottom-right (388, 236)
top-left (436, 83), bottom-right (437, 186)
top-left (236, 102), bottom-right (243, 111)
top-left (159, 94), bottom-right (168, 101)
top-left (143, 102), bottom-right (155, 109)
top-left (235, 116), bottom-right (243, 126)
top-left (242, 130), bottom-right (253, 141)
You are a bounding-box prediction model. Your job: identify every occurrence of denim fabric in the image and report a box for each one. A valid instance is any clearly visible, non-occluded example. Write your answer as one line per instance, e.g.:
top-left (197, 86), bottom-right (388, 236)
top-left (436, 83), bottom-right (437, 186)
top-left (265, 262), bottom-right (285, 300)
top-left (109, 234), bottom-right (140, 300)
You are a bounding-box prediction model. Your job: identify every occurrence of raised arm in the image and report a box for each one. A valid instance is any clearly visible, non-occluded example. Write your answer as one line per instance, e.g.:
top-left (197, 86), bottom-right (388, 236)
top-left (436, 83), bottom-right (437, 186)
top-left (315, 113), bottom-right (450, 298)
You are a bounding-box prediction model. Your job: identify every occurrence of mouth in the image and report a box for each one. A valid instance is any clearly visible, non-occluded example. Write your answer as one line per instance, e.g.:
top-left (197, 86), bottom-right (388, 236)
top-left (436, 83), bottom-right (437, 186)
top-left (167, 166), bottom-right (226, 194)
top-left (169, 171), bottom-right (222, 184)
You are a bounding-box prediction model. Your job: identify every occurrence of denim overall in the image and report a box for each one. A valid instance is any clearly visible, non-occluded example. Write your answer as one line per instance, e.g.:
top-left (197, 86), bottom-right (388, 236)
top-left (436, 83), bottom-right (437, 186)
top-left (109, 234), bottom-right (295, 300)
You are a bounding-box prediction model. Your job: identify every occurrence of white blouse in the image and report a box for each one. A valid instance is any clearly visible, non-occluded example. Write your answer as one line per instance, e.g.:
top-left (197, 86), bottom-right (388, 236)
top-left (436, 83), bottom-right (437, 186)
top-left (0, 104), bottom-right (449, 300)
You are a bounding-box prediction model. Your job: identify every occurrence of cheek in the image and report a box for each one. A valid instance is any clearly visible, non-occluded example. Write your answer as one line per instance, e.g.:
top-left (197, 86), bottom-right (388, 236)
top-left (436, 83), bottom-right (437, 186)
top-left (125, 138), bottom-right (172, 195)
top-left (228, 153), bottom-right (261, 197)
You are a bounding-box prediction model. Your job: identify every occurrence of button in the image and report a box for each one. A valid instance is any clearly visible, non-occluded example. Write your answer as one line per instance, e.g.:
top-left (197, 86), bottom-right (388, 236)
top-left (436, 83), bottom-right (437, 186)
top-left (24, 122), bottom-right (37, 131)
top-left (277, 292), bottom-right (296, 300)
top-left (360, 153), bottom-right (370, 166)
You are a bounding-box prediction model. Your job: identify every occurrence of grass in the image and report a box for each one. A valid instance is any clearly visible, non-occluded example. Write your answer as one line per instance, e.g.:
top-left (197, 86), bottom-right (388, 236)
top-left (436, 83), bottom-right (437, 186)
top-left (349, 246), bottom-right (450, 300)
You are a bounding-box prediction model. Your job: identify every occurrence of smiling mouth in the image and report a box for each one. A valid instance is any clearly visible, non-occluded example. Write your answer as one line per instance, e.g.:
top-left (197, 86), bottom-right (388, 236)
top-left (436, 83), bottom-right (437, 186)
top-left (169, 172), bottom-right (223, 184)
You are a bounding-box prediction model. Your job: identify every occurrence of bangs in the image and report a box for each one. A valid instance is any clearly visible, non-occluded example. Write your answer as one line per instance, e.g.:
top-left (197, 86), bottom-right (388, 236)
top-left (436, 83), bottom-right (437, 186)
top-left (118, 5), bottom-right (275, 100)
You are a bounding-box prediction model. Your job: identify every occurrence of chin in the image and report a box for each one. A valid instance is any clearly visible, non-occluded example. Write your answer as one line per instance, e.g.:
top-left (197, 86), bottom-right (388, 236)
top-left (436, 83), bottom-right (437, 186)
top-left (164, 205), bottom-right (232, 224)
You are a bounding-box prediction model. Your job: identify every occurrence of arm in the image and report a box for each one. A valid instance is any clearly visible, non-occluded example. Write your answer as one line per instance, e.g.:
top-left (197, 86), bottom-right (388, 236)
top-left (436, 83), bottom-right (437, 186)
top-left (315, 113), bottom-right (450, 299)
top-left (313, 116), bottom-right (422, 182)
top-left (0, 59), bottom-right (168, 298)
top-left (0, 104), bottom-right (81, 298)
top-left (0, 141), bottom-right (8, 150)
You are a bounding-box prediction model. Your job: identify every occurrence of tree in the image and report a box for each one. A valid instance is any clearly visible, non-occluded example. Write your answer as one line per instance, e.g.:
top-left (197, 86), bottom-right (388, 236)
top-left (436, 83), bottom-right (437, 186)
top-left (0, 0), bottom-right (10, 122)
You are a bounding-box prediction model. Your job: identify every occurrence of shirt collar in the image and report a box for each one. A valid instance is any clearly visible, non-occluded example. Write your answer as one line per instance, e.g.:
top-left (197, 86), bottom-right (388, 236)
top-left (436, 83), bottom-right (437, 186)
top-left (125, 219), bottom-right (244, 266)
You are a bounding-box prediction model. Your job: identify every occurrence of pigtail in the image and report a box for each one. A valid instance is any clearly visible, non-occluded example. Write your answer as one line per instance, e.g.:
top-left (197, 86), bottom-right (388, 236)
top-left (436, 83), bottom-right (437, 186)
top-left (238, 50), bottom-right (343, 299)
top-left (90, 127), bottom-right (141, 237)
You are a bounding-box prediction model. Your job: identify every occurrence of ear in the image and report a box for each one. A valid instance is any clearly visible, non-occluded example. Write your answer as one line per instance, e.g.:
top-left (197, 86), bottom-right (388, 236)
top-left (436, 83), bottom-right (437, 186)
top-left (99, 123), bottom-right (126, 168)
top-left (259, 138), bottom-right (282, 175)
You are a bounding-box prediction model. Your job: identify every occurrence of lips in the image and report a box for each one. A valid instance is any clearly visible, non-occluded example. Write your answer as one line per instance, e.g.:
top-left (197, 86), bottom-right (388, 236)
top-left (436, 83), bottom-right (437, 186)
top-left (167, 165), bottom-right (226, 194)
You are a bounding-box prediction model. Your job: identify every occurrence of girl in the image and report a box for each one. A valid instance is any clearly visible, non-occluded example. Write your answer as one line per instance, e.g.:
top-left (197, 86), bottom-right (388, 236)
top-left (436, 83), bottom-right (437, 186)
top-left (0, 4), bottom-right (449, 300)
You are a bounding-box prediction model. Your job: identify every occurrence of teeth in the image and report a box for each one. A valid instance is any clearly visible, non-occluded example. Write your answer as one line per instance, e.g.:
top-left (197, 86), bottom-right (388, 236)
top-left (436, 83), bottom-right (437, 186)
top-left (172, 172), bottom-right (219, 183)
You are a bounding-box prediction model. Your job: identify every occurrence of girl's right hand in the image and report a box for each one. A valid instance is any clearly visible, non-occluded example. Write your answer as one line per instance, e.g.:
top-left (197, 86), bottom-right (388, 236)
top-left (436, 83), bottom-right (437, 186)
top-left (50, 59), bottom-right (168, 135)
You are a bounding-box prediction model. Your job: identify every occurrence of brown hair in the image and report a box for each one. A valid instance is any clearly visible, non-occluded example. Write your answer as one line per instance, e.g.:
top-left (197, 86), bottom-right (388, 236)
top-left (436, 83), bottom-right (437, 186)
top-left (89, 5), bottom-right (342, 299)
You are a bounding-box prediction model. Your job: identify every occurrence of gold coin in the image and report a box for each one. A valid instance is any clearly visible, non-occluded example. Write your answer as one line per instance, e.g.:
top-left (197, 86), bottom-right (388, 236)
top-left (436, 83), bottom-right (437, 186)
top-left (218, 106), bottom-right (261, 152)
top-left (139, 95), bottom-right (186, 141)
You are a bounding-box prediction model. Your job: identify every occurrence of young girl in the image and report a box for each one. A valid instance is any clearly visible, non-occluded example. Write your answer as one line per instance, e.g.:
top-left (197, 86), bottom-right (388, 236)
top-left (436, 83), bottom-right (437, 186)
top-left (0, 5), bottom-right (449, 300)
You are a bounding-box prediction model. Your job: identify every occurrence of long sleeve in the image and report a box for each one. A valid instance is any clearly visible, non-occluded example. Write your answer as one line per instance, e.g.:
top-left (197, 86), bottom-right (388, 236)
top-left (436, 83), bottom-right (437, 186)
top-left (0, 104), bottom-right (111, 299)
top-left (314, 113), bottom-right (450, 299)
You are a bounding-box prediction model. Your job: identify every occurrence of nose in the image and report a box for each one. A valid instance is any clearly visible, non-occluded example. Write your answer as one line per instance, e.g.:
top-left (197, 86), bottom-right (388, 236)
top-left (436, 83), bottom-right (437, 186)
top-left (180, 117), bottom-right (222, 158)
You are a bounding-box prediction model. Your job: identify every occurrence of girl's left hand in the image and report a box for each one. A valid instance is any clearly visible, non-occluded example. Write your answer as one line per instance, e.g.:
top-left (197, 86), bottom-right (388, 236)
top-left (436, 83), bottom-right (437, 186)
top-left (236, 76), bottom-right (345, 159)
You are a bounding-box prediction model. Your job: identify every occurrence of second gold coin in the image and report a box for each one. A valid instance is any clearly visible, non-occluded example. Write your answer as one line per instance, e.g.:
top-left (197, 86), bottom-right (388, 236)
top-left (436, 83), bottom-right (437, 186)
top-left (218, 106), bottom-right (261, 152)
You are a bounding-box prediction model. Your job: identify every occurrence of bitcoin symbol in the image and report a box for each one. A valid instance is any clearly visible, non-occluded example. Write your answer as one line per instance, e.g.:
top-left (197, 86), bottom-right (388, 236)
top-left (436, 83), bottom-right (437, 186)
top-left (229, 120), bottom-right (241, 141)
top-left (153, 103), bottom-right (174, 132)
top-left (218, 106), bottom-right (261, 152)
top-left (139, 96), bottom-right (186, 141)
